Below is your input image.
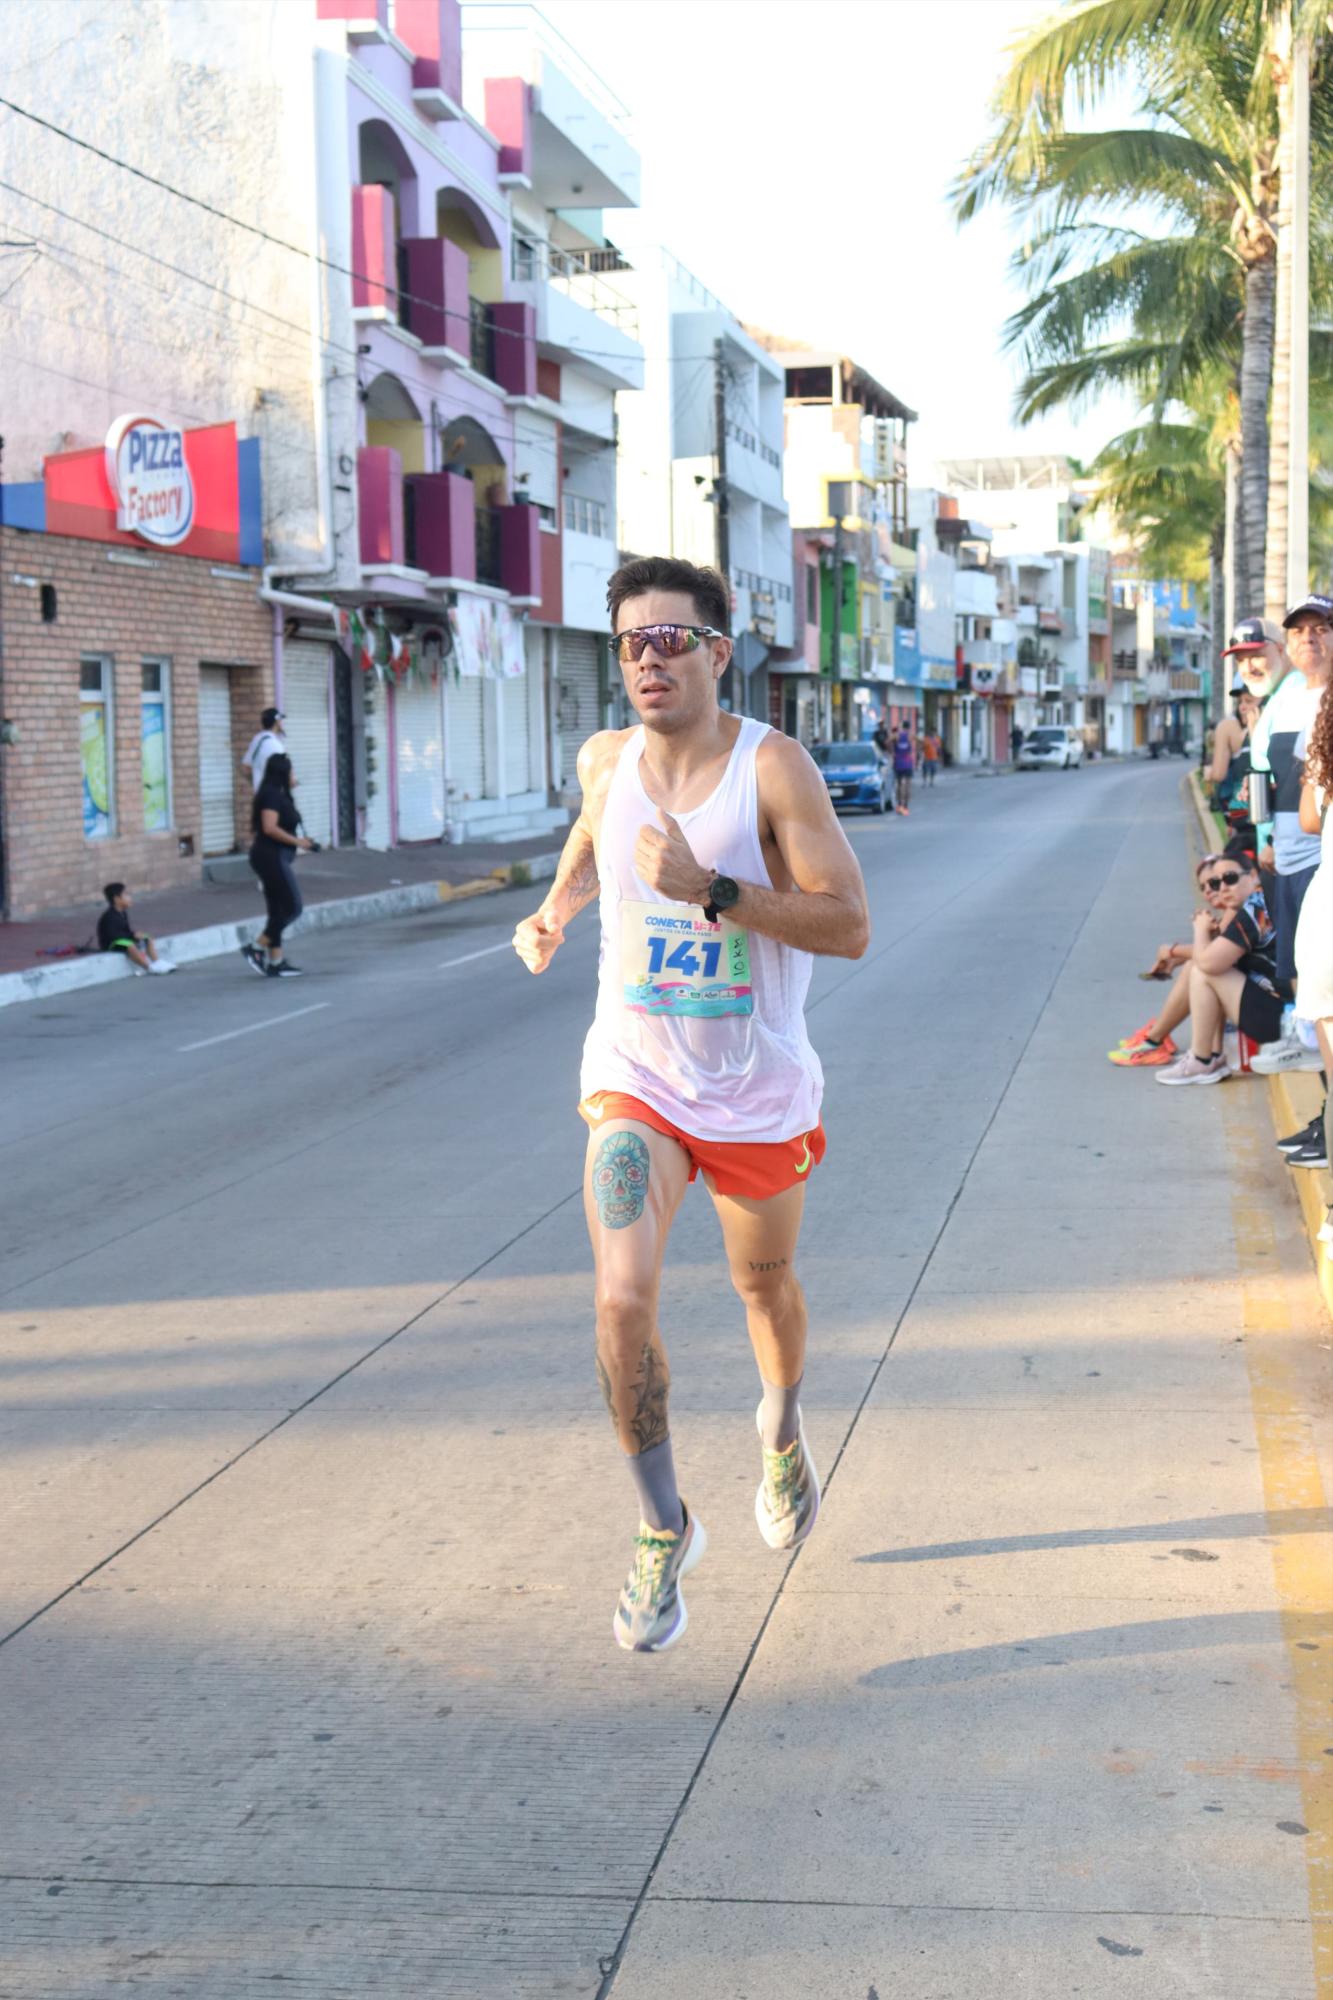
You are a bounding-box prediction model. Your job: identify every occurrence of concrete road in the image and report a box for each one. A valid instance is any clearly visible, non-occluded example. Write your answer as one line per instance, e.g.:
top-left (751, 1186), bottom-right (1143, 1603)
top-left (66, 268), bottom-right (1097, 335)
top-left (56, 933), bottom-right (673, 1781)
top-left (2, 759), bottom-right (1331, 1998)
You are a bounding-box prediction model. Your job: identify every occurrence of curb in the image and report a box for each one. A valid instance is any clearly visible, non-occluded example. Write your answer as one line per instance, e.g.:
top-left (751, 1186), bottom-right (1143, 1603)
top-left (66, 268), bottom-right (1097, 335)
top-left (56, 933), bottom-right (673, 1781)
top-left (0, 851), bottom-right (559, 1011)
top-left (1265, 1070), bottom-right (1333, 1318)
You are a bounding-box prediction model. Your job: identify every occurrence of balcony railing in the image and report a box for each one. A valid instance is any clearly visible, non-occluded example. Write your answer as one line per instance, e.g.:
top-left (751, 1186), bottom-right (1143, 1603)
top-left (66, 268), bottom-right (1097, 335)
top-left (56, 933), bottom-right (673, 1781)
top-left (470, 296), bottom-right (495, 379)
top-left (475, 504), bottom-right (502, 587)
top-left (510, 238), bottom-right (639, 334)
top-left (731, 567), bottom-right (793, 603)
top-left (1113, 650), bottom-right (1140, 678)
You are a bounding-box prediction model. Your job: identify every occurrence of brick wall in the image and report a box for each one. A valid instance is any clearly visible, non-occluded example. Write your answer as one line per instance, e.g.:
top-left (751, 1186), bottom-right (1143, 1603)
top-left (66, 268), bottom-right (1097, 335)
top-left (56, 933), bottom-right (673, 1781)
top-left (0, 529), bottom-right (274, 918)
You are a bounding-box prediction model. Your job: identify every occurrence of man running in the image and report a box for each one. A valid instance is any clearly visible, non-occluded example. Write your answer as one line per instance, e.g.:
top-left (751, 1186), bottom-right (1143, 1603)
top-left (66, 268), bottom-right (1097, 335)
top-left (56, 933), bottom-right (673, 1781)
top-left (513, 556), bottom-right (870, 1653)
top-left (892, 724), bottom-right (915, 814)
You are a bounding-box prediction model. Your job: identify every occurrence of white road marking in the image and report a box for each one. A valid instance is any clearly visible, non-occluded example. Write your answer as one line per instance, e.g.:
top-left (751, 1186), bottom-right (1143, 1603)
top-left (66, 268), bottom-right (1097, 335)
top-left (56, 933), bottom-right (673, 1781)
top-left (178, 1003), bottom-right (331, 1053)
top-left (438, 940), bottom-right (513, 971)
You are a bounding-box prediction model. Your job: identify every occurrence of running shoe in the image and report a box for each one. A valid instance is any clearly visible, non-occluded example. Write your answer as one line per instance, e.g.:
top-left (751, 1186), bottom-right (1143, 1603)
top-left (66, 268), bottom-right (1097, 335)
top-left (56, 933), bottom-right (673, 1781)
top-left (146, 959), bottom-right (175, 975)
top-left (1318, 1214), bottom-right (1333, 1245)
top-left (1249, 1034), bottom-right (1325, 1075)
top-left (1276, 1116), bottom-right (1324, 1154)
top-left (1118, 1019), bottom-right (1162, 1050)
top-left (266, 960), bottom-right (304, 977)
top-left (1108, 1035), bottom-right (1177, 1068)
top-left (1155, 1051), bottom-right (1228, 1087)
top-left (241, 943), bottom-right (268, 977)
top-left (755, 1404), bottom-right (821, 1551)
top-left (1286, 1135), bottom-right (1330, 1170)
top-left (613, 1504), bottom-right (706, 1653)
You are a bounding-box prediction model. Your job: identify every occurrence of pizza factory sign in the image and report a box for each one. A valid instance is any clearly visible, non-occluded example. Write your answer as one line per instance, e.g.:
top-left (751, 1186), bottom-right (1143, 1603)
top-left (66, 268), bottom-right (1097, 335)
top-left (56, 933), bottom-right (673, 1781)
top-left (104, 414), bottom-right (196, 547)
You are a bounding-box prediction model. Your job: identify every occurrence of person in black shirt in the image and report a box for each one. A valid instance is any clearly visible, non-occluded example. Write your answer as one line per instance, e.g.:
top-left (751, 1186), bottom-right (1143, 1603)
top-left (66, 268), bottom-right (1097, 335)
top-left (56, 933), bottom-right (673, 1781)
top-left (242, 753), bottom-right (314, 978)
top-left (97, 882), bottom-right (174, 974)
top-left (1157, 855), bottom-right (1284, 1085)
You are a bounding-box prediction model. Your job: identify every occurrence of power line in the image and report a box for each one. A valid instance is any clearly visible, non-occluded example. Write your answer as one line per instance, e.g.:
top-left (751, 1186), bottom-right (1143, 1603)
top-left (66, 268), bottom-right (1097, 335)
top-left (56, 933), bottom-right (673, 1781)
top-left (0, 91), bottom-right (745, 371)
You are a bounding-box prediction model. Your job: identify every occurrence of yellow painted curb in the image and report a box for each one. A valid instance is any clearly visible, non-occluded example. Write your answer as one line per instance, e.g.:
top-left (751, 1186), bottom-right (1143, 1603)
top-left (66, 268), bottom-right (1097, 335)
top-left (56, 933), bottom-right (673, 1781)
top-left (435, 876), bottom-right (507, 904)
top-left (1266, 1071), bottom-right (1333, 1320)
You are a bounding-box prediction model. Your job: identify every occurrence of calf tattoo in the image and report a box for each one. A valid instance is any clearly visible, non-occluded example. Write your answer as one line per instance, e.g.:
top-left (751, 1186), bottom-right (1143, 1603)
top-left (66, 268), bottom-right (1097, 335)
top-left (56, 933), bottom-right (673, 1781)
top-left (592, 1130), bottom-right (650, 1229)
top-left (629, 1339), bottom-right (670, 1453)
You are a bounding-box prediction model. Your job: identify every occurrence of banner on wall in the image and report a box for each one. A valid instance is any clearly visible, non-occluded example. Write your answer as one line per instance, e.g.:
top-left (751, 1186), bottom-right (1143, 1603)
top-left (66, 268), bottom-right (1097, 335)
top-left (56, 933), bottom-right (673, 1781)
top-left (21, 419), bottom-right (264, 565)
top-left (449, 595), bottom-right (524, 679)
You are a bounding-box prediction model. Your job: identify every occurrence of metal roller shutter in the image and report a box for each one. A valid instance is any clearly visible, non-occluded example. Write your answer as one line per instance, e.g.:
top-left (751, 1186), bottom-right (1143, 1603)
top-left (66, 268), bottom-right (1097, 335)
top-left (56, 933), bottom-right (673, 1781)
top-left (503, 672), bottom-right (531, 796)
top-left (282, 641), bottom-right (333, 847)
top-left (555, 631), bottom-right (601, 791)
top-left (448, 674), bottom-right (485, 804)
top-left (198, 665), bottom-right (235, 854)
top-left (394, 677), bottom-right (445, 840)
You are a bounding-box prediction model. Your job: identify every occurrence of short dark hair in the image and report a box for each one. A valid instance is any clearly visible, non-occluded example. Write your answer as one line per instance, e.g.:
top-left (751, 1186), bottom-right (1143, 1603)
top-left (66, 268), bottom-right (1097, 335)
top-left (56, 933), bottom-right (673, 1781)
top-left (607, 556), bottom-right (729, 636)
top-left (261, 706), bottom-right (282, 730)
top-left (103, 881), bottom-right (126, 904)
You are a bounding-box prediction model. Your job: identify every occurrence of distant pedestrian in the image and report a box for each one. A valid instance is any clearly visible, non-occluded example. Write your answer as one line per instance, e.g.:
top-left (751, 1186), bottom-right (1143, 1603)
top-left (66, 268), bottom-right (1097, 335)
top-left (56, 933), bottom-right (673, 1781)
top-left (920, 728), bottom-right (942, 786)
top-left (242, 752), bottom-right (314, 978)
top-left (1011, 724), bottom-right (1024, 763)
top-left (871, 716), bottom-right (892, 765)
top-left (893, 726), bottom-right (915, 814)
top-left (98, 882), bottom-right (174, 975)
top-left (241, 707), bottom-right (286, 793)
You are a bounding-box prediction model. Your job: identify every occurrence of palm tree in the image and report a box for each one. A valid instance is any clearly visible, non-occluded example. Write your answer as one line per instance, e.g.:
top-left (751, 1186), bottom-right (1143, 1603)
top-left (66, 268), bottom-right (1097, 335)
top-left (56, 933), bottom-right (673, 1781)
top-left (955, 0), bottom-right (1332, 614)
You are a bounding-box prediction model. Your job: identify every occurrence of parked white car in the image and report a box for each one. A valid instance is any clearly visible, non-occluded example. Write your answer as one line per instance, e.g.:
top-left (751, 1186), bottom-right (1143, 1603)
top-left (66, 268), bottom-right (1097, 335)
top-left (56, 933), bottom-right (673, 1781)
top-left (1017, 726), bottom-right (1084, 770)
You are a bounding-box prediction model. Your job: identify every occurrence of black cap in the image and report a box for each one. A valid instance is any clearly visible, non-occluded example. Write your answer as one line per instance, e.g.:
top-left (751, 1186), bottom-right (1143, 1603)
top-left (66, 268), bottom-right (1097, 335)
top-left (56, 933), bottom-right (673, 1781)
top-left (1282, 593), bottom-right (1333, 629)
top-left (261, 707), bottom-right (285, 729)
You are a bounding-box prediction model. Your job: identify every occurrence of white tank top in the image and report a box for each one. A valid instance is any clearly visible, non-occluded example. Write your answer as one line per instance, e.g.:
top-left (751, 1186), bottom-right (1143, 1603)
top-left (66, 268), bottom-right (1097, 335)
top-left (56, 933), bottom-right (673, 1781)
top-left (579, 718), bottom-right (824, 1142)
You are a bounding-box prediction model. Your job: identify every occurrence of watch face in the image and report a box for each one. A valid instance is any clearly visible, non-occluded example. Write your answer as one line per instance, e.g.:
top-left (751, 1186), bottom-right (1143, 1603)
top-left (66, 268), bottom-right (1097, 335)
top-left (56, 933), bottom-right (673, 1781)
top-left (710, 875), bottom-right (740, 910)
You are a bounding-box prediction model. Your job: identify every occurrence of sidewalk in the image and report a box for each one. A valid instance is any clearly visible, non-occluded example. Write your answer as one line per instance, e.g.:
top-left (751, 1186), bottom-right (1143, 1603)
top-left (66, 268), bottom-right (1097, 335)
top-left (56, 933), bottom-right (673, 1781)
top-left (0, 830), bottom-right (566, 1006)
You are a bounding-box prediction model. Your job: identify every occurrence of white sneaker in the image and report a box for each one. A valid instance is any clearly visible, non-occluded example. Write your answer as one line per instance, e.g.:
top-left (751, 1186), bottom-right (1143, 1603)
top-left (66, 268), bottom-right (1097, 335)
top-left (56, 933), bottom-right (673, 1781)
top-left (1318, 1216), bottom-right (1333, 1246)
top-left (1249, 1034), bottom-right (1323, 1074)
top-left (1155, 1051), bottom-right (1229, 1087)
top-left (147, 959), bottom-right (175, 975)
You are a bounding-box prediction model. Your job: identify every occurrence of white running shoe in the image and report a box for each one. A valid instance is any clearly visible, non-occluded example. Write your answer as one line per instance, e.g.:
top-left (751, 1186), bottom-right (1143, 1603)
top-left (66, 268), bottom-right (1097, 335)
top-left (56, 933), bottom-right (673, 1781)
top-left (1155, 1051), bottom-right (1229, 1087)
top-left (147, 959), bottom-right (175, 975)
top-left (613, 1504), bottom-right (706, 1653)
top-left (1249, 1034), bottom-right (1324, 1075)
top-left (755, 1404), bottom-right (821, 1550)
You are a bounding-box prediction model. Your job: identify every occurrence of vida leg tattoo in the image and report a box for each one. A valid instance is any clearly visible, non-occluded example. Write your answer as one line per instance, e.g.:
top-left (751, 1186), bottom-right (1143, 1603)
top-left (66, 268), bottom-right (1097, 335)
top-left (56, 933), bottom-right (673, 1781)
top-left (592, 1131), bottom-right (650, 1230)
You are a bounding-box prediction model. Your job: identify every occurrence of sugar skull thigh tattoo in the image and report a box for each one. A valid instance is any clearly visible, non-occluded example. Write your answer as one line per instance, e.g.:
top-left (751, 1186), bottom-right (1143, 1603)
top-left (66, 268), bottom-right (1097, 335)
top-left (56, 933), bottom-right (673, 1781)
top-left (593, 1130), bottom-right (650, 1229)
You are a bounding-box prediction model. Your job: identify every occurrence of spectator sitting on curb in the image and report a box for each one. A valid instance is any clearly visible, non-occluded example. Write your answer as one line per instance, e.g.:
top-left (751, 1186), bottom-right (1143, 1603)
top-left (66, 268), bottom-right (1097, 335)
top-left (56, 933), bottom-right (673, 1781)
top-left (97, 883), bottom-right (174, 976)
top-left (1110, 857), bottom-right (1232, 1067)
top-left (1281, 683), bottom-right (1333, 1175)
top-left (1155, 852), bottom-right (1285, 1086)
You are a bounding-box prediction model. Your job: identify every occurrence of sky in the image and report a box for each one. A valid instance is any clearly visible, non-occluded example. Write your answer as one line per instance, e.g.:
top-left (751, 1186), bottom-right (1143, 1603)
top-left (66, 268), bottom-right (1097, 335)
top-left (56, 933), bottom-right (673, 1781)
top-left (538, 0), bottom-right (1135, 480)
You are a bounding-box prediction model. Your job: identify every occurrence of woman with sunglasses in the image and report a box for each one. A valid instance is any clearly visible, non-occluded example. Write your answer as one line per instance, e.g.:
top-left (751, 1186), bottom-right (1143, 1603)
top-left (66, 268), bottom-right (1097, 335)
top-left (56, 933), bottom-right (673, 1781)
top-left (1156, 853), bottom-right (1285, 1084)
top-left (1109, 856), bottom-right (1232, 1067)
top-left (512, 554), bottom-right (869, 1654)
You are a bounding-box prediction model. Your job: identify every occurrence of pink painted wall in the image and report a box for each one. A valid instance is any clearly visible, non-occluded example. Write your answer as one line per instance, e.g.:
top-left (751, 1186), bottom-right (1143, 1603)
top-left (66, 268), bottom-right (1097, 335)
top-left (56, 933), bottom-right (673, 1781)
top-left (406, 471), bottom-right (475, 579)
top-left (358, 447), bottom-right (405, 565)
top-left (401, 236), bottom-right (470, 352)
top-left (319, 0), bottom-right (386, 21)
top-left (484, 77), bottom-right (531, 177)
top-left (351, 185), bottom-right (396, 314)
top-left (499, 502), bottom-right (542, 598)
top-left (397, 0), bottom-right (463, 101)
top-left (489, 301), bottom-right (536, 398)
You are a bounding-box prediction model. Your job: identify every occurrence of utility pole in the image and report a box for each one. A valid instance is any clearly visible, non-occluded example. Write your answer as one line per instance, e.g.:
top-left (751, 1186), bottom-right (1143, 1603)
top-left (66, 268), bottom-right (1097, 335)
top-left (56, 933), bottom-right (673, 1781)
top-left (832, 510), bottom-right (845, 740)
top-left (712, 338), bottom-right (733, 708)
top-left (1287, 25), bottom-right (1310, 605)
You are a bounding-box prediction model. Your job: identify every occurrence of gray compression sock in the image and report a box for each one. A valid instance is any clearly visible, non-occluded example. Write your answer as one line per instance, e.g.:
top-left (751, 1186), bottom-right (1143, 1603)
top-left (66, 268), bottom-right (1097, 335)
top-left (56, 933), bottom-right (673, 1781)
top-left (626, 1436), bottom-right (684, 1534)
top-left (760, 1374), bottom-right (803, 1452)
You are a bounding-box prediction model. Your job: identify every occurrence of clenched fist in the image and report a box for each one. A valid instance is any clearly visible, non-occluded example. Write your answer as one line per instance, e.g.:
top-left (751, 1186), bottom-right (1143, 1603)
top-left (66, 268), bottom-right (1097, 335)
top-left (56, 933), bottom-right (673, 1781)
top-left (634, 809), bottom-right (712, 906)
top-left (513, 906), bottom-right (565, 974)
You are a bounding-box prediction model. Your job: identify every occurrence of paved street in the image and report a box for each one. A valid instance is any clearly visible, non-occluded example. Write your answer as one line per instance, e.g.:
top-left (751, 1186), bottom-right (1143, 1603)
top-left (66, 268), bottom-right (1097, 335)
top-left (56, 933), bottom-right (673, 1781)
top-left (3, 759), bottom-right (1331, 1998)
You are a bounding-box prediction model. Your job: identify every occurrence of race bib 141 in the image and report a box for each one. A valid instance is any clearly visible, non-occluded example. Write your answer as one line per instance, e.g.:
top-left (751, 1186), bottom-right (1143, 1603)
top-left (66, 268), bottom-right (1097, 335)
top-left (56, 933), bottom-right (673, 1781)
top-left (620, 899), bottom-right (753, 1017)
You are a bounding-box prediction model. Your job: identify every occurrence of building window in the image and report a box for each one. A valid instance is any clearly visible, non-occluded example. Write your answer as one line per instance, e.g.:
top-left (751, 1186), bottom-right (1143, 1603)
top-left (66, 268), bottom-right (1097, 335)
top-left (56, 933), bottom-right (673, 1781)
top-left (806, 565), bottom-right (818, 624)
top-left (140, 660), bottom-right (172, 832)
top-left (563, 493), bottom-right (606, 539)
top-left (79, 656), bottom-right (114, 840)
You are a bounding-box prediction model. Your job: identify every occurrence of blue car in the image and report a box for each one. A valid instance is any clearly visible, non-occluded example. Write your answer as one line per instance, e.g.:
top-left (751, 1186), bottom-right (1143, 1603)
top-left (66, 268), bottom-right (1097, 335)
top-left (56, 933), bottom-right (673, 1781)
top-left (810, 740), bottom-right (889, 814)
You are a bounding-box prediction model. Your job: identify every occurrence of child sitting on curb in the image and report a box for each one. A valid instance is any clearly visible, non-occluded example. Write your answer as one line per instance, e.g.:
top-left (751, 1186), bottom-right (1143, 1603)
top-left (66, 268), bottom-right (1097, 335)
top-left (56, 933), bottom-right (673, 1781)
top-left (97, 883), bottom-right (174, 975)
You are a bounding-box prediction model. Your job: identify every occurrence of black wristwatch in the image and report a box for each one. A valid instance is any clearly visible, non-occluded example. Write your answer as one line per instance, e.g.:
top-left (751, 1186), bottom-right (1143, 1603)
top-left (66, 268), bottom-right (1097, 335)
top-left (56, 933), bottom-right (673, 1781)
top-left (703, 874), bottom-right (741, 924)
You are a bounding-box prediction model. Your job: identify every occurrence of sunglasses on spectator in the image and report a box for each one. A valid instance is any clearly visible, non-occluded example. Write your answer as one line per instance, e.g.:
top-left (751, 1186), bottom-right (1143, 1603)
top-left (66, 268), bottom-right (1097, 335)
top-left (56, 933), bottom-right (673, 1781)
top-left (1203, 870), bottom-right (1245, 890)
top-left (614, 623), bottom-right (727, 664)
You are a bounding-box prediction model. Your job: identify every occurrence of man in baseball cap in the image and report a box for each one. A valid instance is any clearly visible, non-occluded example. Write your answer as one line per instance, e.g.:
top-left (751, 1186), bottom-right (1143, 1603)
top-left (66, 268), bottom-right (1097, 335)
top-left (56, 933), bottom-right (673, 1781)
top-left (241, 707), bottom-right (287, 793)
top-left (1245, 594), bottom-right (1333, 1073)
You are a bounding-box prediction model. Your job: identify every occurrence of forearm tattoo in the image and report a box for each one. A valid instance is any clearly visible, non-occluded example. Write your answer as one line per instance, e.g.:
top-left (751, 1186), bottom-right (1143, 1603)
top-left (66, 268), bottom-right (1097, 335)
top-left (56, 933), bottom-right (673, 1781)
top-left (592, 1131), bottom-right (649, 1229)
top-left (562, 846), bottom-right (600, 916)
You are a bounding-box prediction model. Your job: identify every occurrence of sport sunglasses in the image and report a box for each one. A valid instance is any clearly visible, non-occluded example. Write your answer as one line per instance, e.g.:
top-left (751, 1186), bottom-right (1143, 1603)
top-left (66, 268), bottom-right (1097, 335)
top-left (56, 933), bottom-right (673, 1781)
top-left (614, 623), bottom-right (726, 665)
